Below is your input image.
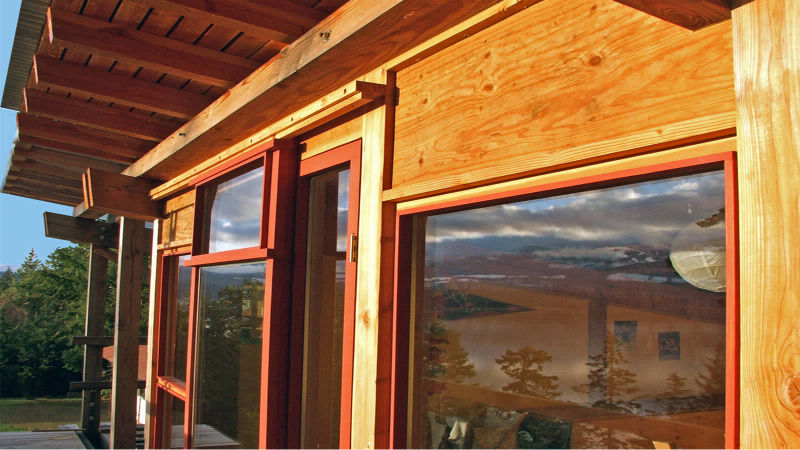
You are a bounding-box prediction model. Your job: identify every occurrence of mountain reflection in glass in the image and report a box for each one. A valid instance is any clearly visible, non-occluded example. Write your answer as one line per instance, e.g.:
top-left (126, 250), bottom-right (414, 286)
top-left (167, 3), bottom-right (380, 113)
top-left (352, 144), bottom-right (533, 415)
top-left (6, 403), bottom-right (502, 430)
top-left (410, 170), bottom-right (726, 449)
top-left (204, 165), bottom-right (264, 253)
top-left (193, 262), bottom-right (265, 449)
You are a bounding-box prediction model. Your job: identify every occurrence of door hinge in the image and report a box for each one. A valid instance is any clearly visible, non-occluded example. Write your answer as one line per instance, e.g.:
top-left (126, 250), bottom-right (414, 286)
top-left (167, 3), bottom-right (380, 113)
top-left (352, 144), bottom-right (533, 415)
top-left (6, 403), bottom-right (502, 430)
top-left (349, 233), bottom-right (358, 263)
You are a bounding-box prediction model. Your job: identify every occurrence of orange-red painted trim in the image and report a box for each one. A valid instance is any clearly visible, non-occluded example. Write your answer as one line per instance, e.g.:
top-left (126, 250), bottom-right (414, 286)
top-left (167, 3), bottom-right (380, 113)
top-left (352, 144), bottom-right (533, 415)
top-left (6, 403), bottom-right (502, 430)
top-left (389, 152), bottom-right (739, 448)
top-left (298, 139), bottom-right (361, 176)
top-left (184, 247), bottom-right (268, 267)
top-left (724, 154), bottom-right (740, 449)
top-left (288, 139), bottom-right (362, 449)
top-left (397, 153), bottom-right (730, 217)
top-left (156, 376), bottom-right (187, 400)
top-left (183, 267), bottom-right (198, 449)
top-left (187, 138), bottom-right (292, 187)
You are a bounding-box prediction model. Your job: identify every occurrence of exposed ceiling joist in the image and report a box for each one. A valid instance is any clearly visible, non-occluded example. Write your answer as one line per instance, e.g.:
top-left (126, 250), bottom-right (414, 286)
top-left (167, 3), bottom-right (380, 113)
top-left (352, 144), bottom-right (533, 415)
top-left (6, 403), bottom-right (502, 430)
top-left (3, 185), bottom-right (83, 206)
top-left (22, 89), bottom-right (177, 142)
top-left (18, 114), bottom-right (153, 161)
top-left (7, 170), bottom-right (84, 192)
top-left (17, 135), bottom-right (137, 164)
top-left (15, 146), bottom-right (128, 173)
top-left (46, 8), bottom-right (260, 88)
top-left (126, 0), bottom-right (506, 180)
top-left (33, 55), bottom-right (211, 119)
top-left (124, 0), bottom-right (319, 43)
top-left (43, 212), bottom-right (121, 248)
top-left (612, 0), bottom-right (730, 30)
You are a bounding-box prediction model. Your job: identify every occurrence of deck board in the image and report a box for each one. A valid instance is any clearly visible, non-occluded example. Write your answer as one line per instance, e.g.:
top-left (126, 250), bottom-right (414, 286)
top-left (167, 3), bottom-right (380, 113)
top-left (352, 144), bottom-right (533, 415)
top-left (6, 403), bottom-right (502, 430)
top-left (0, 431), bottom-right (88, 449)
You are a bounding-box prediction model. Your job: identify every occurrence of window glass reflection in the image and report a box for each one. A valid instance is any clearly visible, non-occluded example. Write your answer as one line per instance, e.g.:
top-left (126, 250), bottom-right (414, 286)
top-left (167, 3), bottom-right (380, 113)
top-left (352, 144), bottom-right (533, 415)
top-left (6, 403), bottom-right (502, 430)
top-left (205, 165), bottom-right (264, 253)
top-left (411, 170), bottom-right (726, 449)
top-left (165, 255), bottom-right (191, 381)
top-left (194, 262), bottom-right (265, 449)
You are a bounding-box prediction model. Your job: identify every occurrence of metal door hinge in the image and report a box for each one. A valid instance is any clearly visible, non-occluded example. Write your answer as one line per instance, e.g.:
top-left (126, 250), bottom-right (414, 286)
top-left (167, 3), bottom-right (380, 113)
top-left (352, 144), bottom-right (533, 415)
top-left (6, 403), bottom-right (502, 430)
top-left (349, 233), bottom-right (358, 263)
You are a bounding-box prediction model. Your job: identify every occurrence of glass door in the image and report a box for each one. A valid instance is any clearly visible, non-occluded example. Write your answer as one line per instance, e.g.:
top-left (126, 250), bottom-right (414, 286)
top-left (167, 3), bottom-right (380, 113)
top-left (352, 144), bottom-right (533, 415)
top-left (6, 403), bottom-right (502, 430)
top-left (291, 140), bottom-right (361, 449)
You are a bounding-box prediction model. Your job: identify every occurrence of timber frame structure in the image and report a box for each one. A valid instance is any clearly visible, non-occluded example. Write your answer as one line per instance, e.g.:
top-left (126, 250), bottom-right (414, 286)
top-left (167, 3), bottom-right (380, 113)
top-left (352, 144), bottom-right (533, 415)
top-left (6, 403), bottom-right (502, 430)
top-left (1, 0), bottom-right (798, 448)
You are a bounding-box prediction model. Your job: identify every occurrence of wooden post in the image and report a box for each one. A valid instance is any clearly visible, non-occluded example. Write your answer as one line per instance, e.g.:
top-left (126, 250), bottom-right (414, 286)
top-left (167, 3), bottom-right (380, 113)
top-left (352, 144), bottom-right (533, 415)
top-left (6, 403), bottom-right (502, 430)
top-left (732, 0), bottom-right (800, 447)
top-left (110, 217), bottom-right (146, 449)
top-left (80, 245), bottom-right (109, 445)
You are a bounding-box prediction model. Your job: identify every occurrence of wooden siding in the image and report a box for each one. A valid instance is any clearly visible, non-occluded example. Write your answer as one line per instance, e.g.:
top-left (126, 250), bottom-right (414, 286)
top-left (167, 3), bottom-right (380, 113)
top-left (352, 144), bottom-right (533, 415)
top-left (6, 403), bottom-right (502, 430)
top-left (158, 190), bottom-right (194, 250)
top-left (390, 0), bottom-right (736, 201)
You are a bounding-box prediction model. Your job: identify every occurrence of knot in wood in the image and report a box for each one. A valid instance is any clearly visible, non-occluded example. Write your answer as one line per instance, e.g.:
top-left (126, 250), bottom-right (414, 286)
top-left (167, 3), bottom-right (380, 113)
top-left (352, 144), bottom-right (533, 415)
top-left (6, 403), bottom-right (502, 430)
top-left (782, 373), bottom-right (800, 412)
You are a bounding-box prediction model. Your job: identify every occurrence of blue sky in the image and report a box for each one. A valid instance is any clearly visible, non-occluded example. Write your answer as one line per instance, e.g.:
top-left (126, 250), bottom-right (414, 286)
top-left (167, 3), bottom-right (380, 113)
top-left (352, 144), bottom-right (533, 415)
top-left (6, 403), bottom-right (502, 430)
top-left (0, 0), bottom-right (73, 271)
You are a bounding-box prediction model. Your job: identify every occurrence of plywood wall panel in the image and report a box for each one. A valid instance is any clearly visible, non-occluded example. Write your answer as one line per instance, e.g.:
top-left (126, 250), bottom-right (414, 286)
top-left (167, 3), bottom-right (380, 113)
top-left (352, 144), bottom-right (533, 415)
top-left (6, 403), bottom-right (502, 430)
top-left (732, 0), bottom-right (800, 447)
top-left (159, 190), bottom-right (194, 249)
top-left (392, 0), bottom-right (736, 198)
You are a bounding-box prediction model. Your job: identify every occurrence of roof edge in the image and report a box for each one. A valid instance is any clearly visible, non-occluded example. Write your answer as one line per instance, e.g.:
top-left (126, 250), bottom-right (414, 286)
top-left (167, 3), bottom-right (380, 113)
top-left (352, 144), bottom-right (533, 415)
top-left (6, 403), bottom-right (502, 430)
top-left (2, 0), bottom-right (52, 111)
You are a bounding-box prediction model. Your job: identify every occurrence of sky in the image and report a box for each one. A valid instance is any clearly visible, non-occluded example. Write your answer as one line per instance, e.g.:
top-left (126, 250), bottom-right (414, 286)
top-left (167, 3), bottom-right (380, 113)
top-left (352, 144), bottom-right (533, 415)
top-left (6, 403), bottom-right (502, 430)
top-left (0, 0), bottom-right (73, 271)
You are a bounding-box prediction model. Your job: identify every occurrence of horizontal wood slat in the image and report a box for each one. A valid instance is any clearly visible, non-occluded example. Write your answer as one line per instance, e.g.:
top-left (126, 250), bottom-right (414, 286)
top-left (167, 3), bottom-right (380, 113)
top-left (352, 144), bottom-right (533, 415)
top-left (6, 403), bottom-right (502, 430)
top-left (2, 185), bottom-right (83, 206)
top-left (46, 8), bottom-right (260, 88)
top-left (17, 135), bottom-right (139, 165)
top-left (15, 146), bottom-right (128, 173)
top-left (22, 88), bottom-right (176, 142)
top-left (18, 114), bottom-right (152, 161)
top-left (33, 55), bottom-right (211, 119)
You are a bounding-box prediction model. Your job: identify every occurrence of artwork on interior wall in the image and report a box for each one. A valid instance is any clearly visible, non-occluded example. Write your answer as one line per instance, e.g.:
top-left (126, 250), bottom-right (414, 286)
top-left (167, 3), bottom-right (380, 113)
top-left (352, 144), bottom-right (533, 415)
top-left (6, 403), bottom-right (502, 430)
top-left (614, 321), bottom-right (638, 351)
top-left (658, 331), bottom-right (681, 360)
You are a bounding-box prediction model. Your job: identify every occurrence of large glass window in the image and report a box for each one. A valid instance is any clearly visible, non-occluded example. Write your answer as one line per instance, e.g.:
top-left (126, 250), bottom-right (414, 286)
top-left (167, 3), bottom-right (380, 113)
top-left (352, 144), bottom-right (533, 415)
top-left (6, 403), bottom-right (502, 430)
top-left (406, 168), bottom-right (729, 449)
top-left (193, 262), bottom-right (266, 449)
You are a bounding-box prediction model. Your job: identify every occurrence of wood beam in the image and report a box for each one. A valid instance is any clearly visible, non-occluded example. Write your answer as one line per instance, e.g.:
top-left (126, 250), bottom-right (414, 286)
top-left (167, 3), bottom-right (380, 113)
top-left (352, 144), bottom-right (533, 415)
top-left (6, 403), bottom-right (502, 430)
top-left (33, 55), bottom-right (210, 119)
top-left (18, 114), bottom-right (151, 161)
top-left (18, 135), bottom-right (137, 164)
top-left (9, 159), bottom-right (85, 176)
top-left (16, 146), bottom-right (128, 173)
top-left (83, 168), bottom-right (161, 221)
top-left (2, 185), bottom-right (83, 205)
top-left (110, 217), bottom-right (146, 449)
top-left (6, 171), bottom-right (84, 192)
top-left (125, 0), bottom-right (319, 43)
top-left (46, 8), bottom-right (259, 88)
top-left (22, 89), bottom-right (176, 142)
top-left (613, 0), bottom-right (731, 30)
top-left (81, 245), bottom-right (109, 445)
top-left (733, 0), bottom-right (800, 447)
top-left (124, 0), bottom-right (510, 180)
top-left (73, 201), bottom-right (107, 220)
top-left (44, 212), bottom-right (120, 247)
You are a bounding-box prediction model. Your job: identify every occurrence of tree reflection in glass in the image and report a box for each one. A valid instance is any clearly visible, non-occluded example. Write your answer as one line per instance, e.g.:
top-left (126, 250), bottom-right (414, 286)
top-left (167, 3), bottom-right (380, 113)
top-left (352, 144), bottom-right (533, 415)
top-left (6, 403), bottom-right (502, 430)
top-left (409, 170), bottom-right (727, 449)
top-left (193, 262), bottom-right (265, 449)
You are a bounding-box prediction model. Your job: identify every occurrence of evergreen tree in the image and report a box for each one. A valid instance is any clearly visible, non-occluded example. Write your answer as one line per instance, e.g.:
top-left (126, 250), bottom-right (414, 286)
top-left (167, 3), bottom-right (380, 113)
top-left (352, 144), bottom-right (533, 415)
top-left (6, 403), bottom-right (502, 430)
top-left (496, 346), bottom-right (560, 399)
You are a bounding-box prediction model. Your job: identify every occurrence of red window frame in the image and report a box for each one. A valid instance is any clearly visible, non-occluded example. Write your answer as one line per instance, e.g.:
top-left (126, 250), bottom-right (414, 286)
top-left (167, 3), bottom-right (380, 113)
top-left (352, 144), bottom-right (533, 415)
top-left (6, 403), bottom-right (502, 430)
top-left (287, 139), bottom-right (362, 449)
top-left (151, 138), bottom-right (299, 449)
top-left (387, 152), bottom-right (740, 449)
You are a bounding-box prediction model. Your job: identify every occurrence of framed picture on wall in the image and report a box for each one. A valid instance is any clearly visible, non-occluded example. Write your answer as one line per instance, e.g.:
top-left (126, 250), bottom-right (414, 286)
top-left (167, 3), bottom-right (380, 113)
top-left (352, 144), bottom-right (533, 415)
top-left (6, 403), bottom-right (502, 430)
top-left (614, 321), bottom-right (638, 351)
top-left (658, 331), bottom-right (681, 360)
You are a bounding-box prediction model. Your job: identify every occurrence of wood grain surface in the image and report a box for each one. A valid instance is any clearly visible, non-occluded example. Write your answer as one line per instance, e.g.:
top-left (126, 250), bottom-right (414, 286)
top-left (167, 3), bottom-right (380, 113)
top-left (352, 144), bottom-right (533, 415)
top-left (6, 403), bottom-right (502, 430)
top-left (733, 0), bottom-right (800, 447)
top-left (392, 0), bottom-right (735, 200)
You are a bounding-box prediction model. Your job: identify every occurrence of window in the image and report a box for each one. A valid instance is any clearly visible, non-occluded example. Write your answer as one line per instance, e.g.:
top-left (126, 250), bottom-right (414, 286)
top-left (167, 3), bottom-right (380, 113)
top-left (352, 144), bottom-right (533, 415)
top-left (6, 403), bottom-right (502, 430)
top-left (153, 140), bottom-right (298, 449)
top-left (391, 154), bottom-right (738, 449)
top-left (288, 140), bottom-right (362, 448)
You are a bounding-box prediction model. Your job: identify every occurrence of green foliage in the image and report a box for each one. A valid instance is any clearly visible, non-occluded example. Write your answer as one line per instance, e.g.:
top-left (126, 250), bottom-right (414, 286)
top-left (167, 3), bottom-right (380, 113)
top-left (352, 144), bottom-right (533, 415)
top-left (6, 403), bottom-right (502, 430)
top-left (496, 346), bottom-right (560, 399)
top-left (0, 244), bottom-right (150, 398)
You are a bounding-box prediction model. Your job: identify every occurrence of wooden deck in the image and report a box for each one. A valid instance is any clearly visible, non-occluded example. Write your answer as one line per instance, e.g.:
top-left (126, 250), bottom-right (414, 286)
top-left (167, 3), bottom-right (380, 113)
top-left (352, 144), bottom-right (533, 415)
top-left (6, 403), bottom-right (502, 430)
top-left (0, 430), bottom-right (90, 449)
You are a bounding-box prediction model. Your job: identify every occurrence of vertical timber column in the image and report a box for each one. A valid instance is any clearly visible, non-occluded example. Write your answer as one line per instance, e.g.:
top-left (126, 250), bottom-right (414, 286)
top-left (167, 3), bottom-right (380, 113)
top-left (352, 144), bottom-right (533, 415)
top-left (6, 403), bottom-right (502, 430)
top-left (143, 219), bottom-right (160, 450)
top-left (111, 217), bottom-right (146, 449)
top-left (732, 0), bottom-right (800, 447)
top-left (81, 244), bottom-right (109, 444)
top-left (352, 68), bottom-right (396, 449)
